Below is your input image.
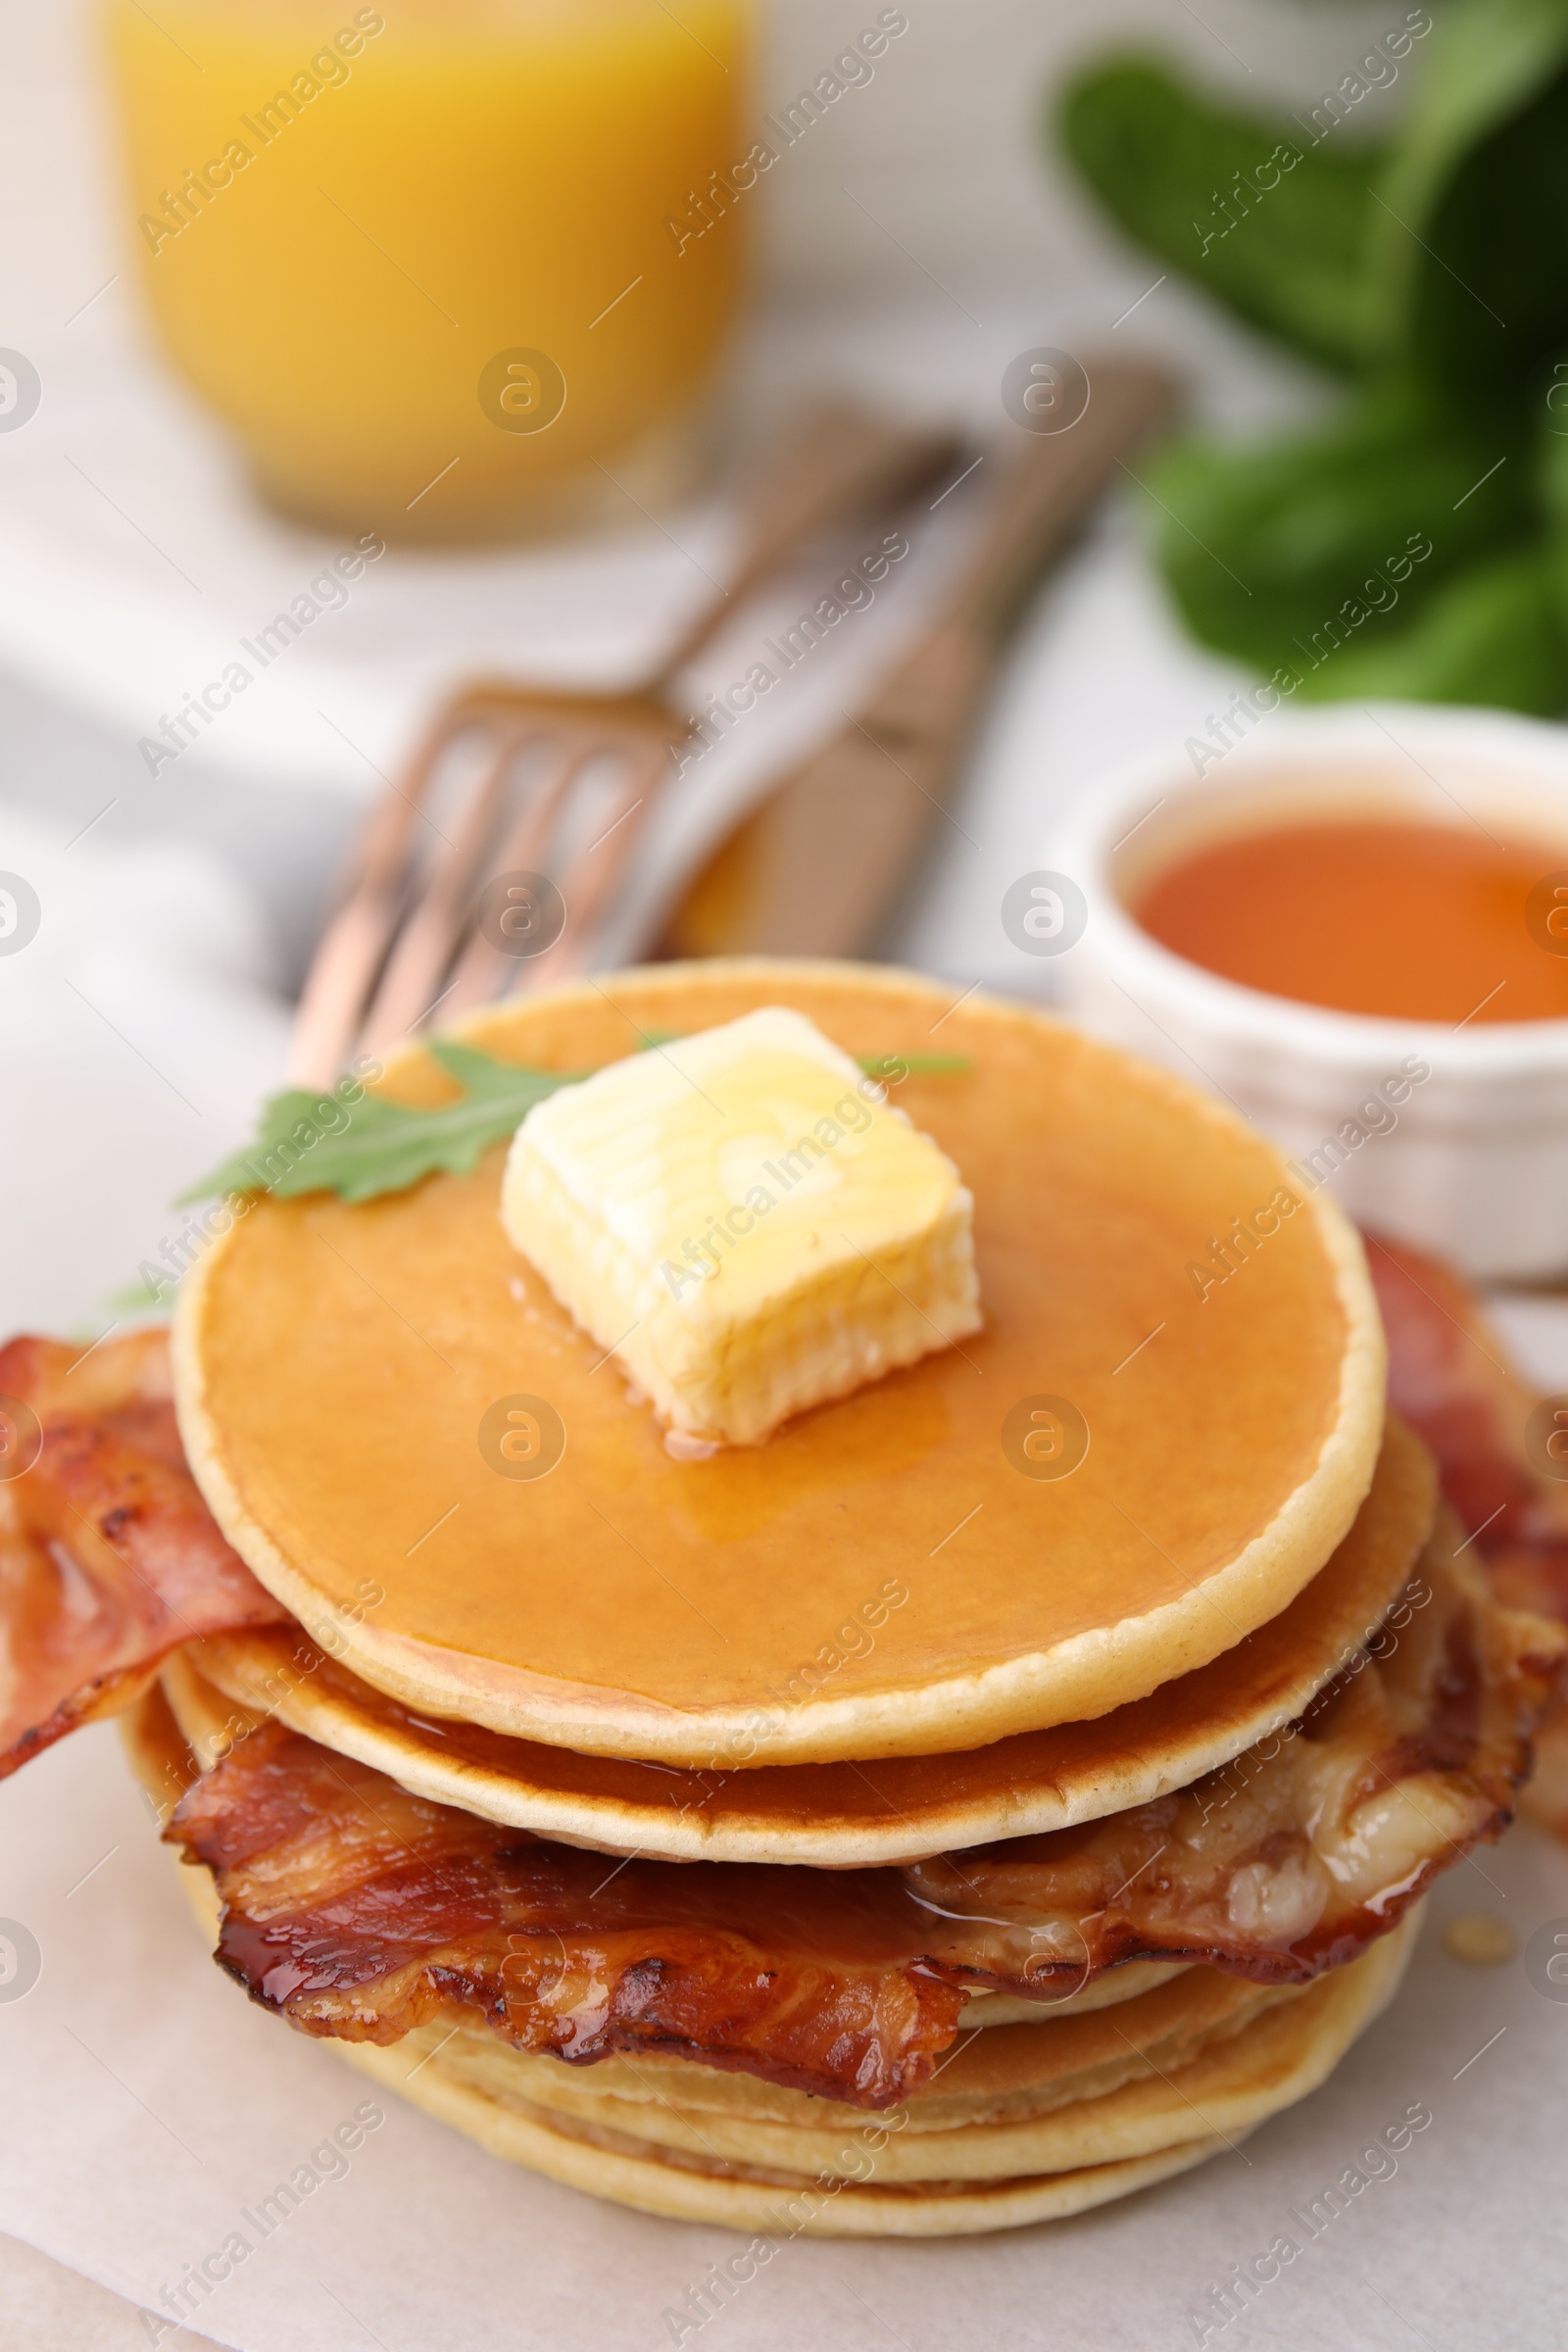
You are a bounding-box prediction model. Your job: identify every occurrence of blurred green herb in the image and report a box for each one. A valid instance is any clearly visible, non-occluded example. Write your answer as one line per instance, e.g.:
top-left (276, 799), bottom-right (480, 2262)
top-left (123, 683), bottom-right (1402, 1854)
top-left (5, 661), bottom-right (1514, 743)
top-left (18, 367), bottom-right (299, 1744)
top-left (1062, 62), bottom-right (1386, 372)
top-left (1056, 0), bottom-right (1568, 711)
top-left (183, 1042), bottom-right (971, 1209)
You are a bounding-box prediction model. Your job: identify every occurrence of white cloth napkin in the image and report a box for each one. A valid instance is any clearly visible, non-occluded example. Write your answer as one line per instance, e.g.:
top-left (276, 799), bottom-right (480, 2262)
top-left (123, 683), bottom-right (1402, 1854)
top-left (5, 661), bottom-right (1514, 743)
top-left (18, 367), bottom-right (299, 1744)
top-left (0, 798), bottom-right (289, 1334)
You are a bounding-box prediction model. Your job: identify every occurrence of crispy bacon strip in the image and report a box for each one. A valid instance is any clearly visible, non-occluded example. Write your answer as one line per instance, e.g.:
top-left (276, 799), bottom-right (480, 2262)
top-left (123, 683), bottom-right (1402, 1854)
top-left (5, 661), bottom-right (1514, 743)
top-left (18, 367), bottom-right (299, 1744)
top-left (1368, 1232), bottom-right (1568, 1619)
top-left (166, 1535), bottom-right (1560, 2108)
top-left (7, 1260), bottom-right (1567, 2103)
top-left (170, 1722), bottom-right (969, 2108)
top-left (0, 1332), bottom-right (284, 1779)
top-left (906, 1533), bottom-right (1562, 1989)
top-left (1368, 1232), bottom-right (1568, 1831)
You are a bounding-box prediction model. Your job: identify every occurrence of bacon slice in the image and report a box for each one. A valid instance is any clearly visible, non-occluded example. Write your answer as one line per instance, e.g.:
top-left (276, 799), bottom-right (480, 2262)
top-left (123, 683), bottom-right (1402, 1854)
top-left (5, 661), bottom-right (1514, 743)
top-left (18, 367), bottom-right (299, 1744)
top-left (7, 1264), bottom-right (1567, 2105)
top-left (0, 1332), bottom-right (284, 1779)
top-left (166, 1531), bottom-right (1560, 2108)
top-left (1369, 1231), bottom-right (1568, 1615)
top-left (906, 1531), bottom-right (1562, 1989)
top-left (169, 1720), bottom-right (969, 2108)
top-left (1368, 1232), bottom-right (1568, 1831)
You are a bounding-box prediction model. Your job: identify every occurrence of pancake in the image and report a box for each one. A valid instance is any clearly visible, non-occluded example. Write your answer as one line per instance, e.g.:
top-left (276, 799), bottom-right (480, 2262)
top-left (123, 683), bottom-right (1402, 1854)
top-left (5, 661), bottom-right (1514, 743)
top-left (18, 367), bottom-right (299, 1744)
top-left (957, 1972), bottom-right (1187, 2027)
top-left (121, 1690), bottom-right (1418, 2236)
top-left (421, 1965), bottom-right (1301, 2142)
top-left (153, 1525), bottom-right (1534, 2110)
top-left (146, 1661), bottom-right (1192, 2031)
top-left (329, 2070), bottom-right (1236, 2234)
top-left (173, 958), bottom-right (1385, 1767)
top-left (179, 1415), bottom-right (1433, 1864)
top-left (335, 1914), bottom-right (1412, 2229)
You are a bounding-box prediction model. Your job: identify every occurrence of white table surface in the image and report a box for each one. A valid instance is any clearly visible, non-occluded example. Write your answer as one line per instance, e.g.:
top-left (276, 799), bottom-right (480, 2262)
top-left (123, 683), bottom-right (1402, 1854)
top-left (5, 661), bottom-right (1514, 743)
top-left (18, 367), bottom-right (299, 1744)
top-left (3, 1714), bottom-right (1566, 2352)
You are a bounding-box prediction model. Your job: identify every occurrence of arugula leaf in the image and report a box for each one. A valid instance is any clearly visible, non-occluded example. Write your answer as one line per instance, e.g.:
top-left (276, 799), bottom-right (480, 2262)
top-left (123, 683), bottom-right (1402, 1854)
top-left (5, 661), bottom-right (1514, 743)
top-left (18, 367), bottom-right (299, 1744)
top-left (182, 1042), bottom-right (972, 1210)
top-left (1056, 61), bottom-right (1386, 372)
top-left (859, 1054), bottom-right (972, 1079)
top-left (180, 1041), bottom-right (581, 1207)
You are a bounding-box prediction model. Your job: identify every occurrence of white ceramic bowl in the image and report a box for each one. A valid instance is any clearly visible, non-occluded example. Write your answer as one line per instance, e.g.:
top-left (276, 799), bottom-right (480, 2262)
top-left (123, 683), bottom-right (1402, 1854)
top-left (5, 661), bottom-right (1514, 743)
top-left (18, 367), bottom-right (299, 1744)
top-left (1048, 704), bottom-right (1568, 1281)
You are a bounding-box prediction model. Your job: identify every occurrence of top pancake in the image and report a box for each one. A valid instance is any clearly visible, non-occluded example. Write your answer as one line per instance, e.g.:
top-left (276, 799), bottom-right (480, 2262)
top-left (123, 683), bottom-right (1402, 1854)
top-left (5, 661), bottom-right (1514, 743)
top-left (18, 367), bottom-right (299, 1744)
top-left (178, 1414), bottom-right (1432, 1864)
top-left (173, 959), bottom-right (1385, 1766)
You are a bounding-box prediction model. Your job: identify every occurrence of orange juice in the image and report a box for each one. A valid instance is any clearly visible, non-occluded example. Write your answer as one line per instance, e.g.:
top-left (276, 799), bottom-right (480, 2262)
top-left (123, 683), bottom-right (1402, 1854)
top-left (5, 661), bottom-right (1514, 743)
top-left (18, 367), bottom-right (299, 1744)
top-left (105, 0), bottom-right (752, 540)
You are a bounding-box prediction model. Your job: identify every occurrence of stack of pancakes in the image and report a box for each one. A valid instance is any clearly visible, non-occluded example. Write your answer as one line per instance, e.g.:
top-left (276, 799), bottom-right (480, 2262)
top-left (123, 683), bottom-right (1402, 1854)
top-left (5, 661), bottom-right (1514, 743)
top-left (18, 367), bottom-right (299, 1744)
top-left (105, 962), bottom-right (1559, 2235)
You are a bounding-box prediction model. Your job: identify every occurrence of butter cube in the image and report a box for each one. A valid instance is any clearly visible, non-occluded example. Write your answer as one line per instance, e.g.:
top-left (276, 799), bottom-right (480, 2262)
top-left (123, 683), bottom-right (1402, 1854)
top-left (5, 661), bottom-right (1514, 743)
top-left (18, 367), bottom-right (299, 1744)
top-left (500, 1006), bottom-right (981, 1446)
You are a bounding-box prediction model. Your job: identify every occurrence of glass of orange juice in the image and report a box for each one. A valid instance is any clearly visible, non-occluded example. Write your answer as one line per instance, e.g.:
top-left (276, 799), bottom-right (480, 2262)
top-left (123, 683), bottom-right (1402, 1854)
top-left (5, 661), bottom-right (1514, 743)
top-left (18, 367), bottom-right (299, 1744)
top-left (104, 0), bottom-right (754, 541)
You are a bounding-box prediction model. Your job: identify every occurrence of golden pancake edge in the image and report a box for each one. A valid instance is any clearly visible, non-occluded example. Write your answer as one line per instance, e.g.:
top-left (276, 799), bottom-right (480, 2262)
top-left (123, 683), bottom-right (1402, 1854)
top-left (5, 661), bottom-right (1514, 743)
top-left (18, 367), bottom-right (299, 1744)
top-left (172, 960), bottom-right (1387, 1768)
top-left (339, 1918), bottom-right (1413, 2234)
top-left (176, 1414), bottom-right (1433, 1864)
top-left (125, 1692), bottom-right (1418, 2242)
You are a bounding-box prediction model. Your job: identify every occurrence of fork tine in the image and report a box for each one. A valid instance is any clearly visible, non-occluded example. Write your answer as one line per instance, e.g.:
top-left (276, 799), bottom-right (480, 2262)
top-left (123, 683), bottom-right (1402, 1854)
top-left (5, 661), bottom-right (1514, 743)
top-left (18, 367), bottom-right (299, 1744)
top-left (285, 710), bottom-right (473, 1087)
top-left (289, 407), bottom-right (965, 1078)
top-left (439, 735), bottom-right (598, 1019)
top-left (510, 733), bottom-right (673, 995)
top-left (357, 722), bottom-right (534, 1056)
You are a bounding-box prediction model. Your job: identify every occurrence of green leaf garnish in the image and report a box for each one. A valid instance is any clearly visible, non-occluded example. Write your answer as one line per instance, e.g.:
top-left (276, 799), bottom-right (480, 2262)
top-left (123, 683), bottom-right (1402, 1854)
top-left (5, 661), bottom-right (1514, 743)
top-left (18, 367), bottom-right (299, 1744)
top-left (102, 1274), bottom-right (175, 1316)
top-left (180, 1041), bottom-right (579, 1206)
top-left (181, 1040), bottom-right (971, 1210)
top-left (858, 1053), bottom-right (973, 1079)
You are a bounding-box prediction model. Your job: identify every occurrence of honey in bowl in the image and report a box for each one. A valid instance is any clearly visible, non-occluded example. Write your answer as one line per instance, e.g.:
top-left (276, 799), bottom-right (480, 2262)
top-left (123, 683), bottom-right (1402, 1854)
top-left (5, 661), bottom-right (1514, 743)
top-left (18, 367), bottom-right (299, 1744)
top-left (1131, 818), bottom-right (1568, 1025)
